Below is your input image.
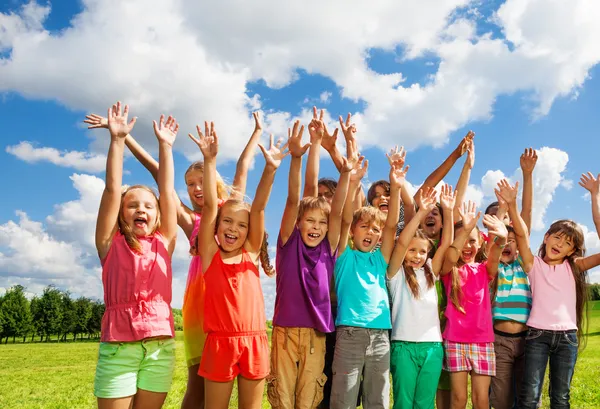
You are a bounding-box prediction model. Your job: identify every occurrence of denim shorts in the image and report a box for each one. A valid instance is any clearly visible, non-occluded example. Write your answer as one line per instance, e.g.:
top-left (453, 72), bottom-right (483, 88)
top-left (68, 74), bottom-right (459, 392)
top-left (94, 338), bottom-right (176, 398)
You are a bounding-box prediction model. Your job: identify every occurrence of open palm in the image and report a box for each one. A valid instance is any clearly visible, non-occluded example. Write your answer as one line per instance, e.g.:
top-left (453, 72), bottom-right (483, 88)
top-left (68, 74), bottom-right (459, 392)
top-left (153, 114), bottom-right (179, 146)
top-left (259, 134), bottom-right (289, 169)
top-left (107, 101), bottom-right (136, 139)
top-left (189, 121), bottom-right (218, 159)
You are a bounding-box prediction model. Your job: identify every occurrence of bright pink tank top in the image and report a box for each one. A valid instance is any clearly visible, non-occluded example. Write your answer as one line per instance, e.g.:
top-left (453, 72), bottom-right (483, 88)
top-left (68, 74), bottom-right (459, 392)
top-left (203, 249), bottom-right (267, 333)
top-left (100, 231), bottom-right (174, 342)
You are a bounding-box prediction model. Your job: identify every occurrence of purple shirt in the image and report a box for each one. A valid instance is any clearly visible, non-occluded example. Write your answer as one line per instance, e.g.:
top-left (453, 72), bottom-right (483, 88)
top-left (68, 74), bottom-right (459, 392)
top-left (273, 227), bottom-right (336, 333)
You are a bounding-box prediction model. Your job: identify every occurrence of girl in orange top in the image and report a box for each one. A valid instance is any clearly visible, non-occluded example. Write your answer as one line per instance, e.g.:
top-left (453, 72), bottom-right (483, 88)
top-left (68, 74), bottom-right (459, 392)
top-left (192, 123), bottom-right (284, 409)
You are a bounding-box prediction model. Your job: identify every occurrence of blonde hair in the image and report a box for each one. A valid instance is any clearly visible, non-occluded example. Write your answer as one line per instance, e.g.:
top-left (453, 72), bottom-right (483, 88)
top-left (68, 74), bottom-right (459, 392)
top-left (403, 230), bottom-right (435, 299)
top-left (118, 185), bottom-right (160, 253)
top-left (351, 206), bottom-right (386, 230)
top-left (298, 196), bottom-right (331, 222)
top-left (185, 161), bottom-right (230, 212)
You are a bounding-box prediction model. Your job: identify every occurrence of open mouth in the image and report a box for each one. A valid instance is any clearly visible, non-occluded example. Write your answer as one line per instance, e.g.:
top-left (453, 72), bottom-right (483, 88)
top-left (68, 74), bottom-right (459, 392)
top-left (307, 233), bottom-right (321, 240)
top-left (378, 204), bottom-right (389, 212)
top-left (224, 233), bottom-right (237, 245)
top-left (134, 217), bottom-right (147, 229)
top-left (362, 238), bottom-right (373, 247)
top-left (462, 250), bottom-right (474, 260)
top-left (425, 219), bottom-right (436, 227)
top-left (194, 193), bottom-right (203, 200)
top-left (551, 247), bottom-right (560, 255)
top-left (502, 248), bottom-right (512, 256)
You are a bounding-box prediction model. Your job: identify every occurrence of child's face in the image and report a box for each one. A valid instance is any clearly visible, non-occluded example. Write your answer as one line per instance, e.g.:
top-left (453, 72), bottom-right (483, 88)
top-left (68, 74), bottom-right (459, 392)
top-left (421, 207), bottom-right (443, 239)
top-left (486, 204), bottom-right (510, 225)
top-left (404, 237), bottom-right (430, 270)
top-left (186, 169), bottom-right (204, 208)
top-left (371, 185), bottom-right (390, 213)
top-left (500, 232), bottom-right (518, 264)
top-left (297, 208), bottom-right (328, 248)
top-left (459, 227), bottom-right (482, 264)
top-left (318, 184), bottom-right (334, 205)
top-left (122, 189), bottom-right (159, 237)
top-left (543, 232), bottom-right (575, 263)
top-left (351, 217), bottom-right (383, 252)
top-left (216, 205), bottom-right (249, 253)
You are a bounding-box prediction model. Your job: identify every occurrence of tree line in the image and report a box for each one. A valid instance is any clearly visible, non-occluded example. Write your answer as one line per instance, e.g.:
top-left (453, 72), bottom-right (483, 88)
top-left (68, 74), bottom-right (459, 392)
top-left (0, 285), bottom-right (183, 344)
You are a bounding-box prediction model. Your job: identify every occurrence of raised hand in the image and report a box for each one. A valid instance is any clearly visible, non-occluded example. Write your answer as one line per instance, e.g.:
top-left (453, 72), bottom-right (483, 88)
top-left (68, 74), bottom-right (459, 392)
top-left (339, 113), bottom-right (358, 160)
top-left (520, 148), bottom-right (538, 174)
top-left (83, 113), bottom-right (108, 129)
top-left (321, 120), bottom-right (339, 152)
top-left (416, 186), bottom-right (436, 210)
top-left (153, 114), bottom-right (179, 146)
top-left (389, 162), bottom-right (409, 189)
top-left (107, 101), bottom-right (137, 139)
top-left (455, 130), bottom-right (475, 156)
top-left (350, 156), bottom-right (368, 182)
top-left (495, 179), bottom-right (519, 205)
top-left (465, 138), bottom-right (475, 169)
top-left (417, 187), bottom-right (437, 213)
top-left (579, 172), bottom-right (600, 195)
top-left (439, 184), bottom-right (457, 211)
top-left (308, 106), bottom-right (325, 143)
top-left (287, 120), bottom-right (310, 158)
top-left (259, 134), bottom-right (290, 169)
top-left (483, 214), bottom-right (508, 240)
top-left (386, 145), bottom-right (406, 169)
top-left (458, 200), bottom-right (481, 231)
top-left (253, 111), bottom-right (263, 133)
top-left (188, 121), bottom-right (218, 159)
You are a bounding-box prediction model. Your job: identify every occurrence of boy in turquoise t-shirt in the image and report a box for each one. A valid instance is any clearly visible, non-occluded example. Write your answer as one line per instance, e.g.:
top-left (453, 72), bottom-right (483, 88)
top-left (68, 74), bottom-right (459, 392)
top-left (330, 152), bottom-right (408, 409)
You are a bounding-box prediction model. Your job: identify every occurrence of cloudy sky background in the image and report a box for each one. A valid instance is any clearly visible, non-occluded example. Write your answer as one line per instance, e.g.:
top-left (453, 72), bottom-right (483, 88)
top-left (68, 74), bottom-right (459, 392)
top-left (1, 0), bottom-right (600, 317)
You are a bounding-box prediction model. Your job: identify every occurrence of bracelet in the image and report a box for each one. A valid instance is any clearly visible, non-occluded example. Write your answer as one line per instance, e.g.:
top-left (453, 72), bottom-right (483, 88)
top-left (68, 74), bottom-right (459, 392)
top-left (494, 236), bottom-right (507, 249)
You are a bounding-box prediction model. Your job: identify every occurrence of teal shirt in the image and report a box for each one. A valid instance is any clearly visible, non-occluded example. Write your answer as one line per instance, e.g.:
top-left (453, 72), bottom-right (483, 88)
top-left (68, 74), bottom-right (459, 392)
top-left (493, 258), bottom-right (532, 324)
top-left (334, 248), bottom-right (392, 329)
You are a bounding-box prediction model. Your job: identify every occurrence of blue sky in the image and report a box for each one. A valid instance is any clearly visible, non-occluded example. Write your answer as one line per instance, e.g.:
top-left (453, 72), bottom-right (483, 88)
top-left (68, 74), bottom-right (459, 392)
top-left (1, 0), bottom-right (600, 317)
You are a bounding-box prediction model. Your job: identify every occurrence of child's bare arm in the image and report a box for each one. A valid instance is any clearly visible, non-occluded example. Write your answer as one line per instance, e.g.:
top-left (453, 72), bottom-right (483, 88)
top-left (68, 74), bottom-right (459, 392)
top-left (453, 135), bottom-right (475, 222)
top-left (576, 172), bottom-right (600, 271)
top-left (381, 160), bottom-right (407, 263)
top-left (484, 214), bottom-right (509, 278)
top-left (440, 201), bottom-right (481, 275)
top-left (95, 103), bottom-right (137, 259)
top-left (303, 107), bottom-right (324, 198)
top-left (327, 157), bottom-right (355, 252)
top-left (432, 184), bottom-right (456, 275)
top-left (520, 148), bottom-right (538, 233)
top-left (231, 112), bottom-right (263, 201)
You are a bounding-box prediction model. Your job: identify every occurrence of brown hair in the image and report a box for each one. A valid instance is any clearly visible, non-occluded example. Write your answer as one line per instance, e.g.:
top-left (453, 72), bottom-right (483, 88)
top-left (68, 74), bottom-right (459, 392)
top-left (298, 196), bottom-right (331, 222)
top-left (367, 180), bottom-right (390, 205)
top-left (318, 178), bottom-right (337, 194)
top-left (185, 161), bottom-right (230, 212)
top-left (538, 219), bottom-right (589, 349)
top-left (448, 221), bottom-right (487, 313)
top-left (351, 206), bottom-right (386, 231)
top-left (403, 230), bottom-right (435, 299)
top-left (118, 185), bottom-right (161, 253)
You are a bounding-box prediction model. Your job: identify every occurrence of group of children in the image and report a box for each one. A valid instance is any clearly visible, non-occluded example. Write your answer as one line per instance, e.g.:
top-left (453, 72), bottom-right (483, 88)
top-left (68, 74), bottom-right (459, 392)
top-left (86, 102), bottom-right (600, 409)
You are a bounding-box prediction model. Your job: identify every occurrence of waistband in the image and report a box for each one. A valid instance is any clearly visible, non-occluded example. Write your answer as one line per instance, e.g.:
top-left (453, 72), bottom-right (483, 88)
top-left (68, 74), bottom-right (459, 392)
top-left (494, 329), bottom-right (528, 338)
top-left (528, 327), bottom-right (577, 334)
top-left (207, 330), bottom-right (266, 337)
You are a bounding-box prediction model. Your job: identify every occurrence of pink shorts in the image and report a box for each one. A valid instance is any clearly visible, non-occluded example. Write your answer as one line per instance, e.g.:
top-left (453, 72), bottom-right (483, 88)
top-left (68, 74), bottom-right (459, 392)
top-left (199, 331), bottom-right (270, 382)
top-left (442, 340), bottom-right (496, 376)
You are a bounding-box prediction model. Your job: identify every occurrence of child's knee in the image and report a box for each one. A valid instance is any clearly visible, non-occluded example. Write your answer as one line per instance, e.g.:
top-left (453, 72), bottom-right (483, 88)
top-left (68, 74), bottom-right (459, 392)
top-left (451, 389), bottom-right (468, 409)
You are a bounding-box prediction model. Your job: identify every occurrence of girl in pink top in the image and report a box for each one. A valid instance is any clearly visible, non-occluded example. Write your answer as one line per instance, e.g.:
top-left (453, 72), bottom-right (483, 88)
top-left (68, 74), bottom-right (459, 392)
top-left (86, 111), bottom-right (263, 409)
top-left (93, 102), bottom-right (179, 409)
top-left (439, 201), bottom-right (507, 409)
top-left (496, 177), bottom-right (600, 409)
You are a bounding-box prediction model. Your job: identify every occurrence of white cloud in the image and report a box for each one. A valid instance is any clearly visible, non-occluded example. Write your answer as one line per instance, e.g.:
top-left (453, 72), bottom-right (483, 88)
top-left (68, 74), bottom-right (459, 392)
top-left (319, 91), bottom-right (332, 104)
top-left (560, 179), bottom-right (574, 191)
top-left (580, 223), bottom-right (600, 283)
top-left (1, 0), bottom-right (599, 160)
top-left (6, 141), bottom-right (107, 173)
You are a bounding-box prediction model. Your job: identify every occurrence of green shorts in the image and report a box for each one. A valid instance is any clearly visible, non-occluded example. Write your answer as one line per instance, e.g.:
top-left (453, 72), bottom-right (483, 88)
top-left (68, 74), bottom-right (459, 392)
top-left (94, 338), bottom-right (176, 399)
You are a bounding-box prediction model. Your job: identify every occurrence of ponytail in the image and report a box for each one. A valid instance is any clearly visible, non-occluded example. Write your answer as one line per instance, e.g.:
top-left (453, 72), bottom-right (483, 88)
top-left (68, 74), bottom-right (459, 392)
top-left (260, 233), bottom-right (275, 277)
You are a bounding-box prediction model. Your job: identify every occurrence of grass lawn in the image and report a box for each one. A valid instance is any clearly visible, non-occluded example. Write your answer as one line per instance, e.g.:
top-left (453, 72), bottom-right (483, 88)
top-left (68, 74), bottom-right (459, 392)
top-left (0, 302), bottom-right (599, 409)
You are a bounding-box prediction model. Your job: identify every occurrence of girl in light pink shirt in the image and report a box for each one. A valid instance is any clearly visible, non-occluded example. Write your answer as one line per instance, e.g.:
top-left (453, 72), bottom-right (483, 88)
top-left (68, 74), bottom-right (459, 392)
top-left (496, 177), bottom-right (600, 409)
top-left (94, 102), bottom-right (179, 409)
top-left (439, 201), bottom-right (507, 409)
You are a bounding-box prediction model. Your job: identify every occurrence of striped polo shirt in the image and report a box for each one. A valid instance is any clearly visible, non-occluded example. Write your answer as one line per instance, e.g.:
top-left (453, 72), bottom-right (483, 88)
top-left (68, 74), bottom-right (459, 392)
top-left (492, 258), bottom-right (532, 324)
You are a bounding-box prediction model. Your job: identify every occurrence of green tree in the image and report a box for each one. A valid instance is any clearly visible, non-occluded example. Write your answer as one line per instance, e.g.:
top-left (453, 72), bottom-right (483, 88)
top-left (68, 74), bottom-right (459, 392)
top-left (87, 301), bottom-right (104, 339)
top-left (38, 285), bottom-right (63, 342)
top-left (30, 296), bottom-right (42, 342)
top-left (59, 291), bottom-right (77, 342)
top-left (0, 285), bottom-right (32, 343)
top-left (73, 297), bottom-right (92, 341)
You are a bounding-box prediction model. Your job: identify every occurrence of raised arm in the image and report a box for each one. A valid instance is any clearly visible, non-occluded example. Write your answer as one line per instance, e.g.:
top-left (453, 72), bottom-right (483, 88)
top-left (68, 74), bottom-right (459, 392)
top-left (280, 122), bottom-right (310, 245)
top-left (432, 184), bottom-right (456, 275)
top-left (339, 160), bottom-right (368, 255)
top-left (386, 146), bottom-right (416, 225)
top-left (190, 122), bottom-right (220, 269)
top-left (496, 179), bottom-right (534, 272)
top-left (520, 148), bottom-right (538, 233)
top-left (247, 135), bottom-right (290, 255)
top-left (388, 188), bottom-right (437, 278)
top-left (576, 172), bottom-right (600, 271)
top-left (441, 201), bottom-right (481, 275)
top-left (328, 153), bottom-right (357, 253)
top-left (414, 130), bottom-right (473, 200)
top-left (453, 136), bottom-right (475, 222)
top-left (303, 107), bottom-right (324, 198)
top-left (95, 102), bottom-right (137, 259)
top-left (483, 214), bottom-right (509, 278)
top-left (381, 161), bottom-right (407, 263)
top-left (230, 112), bottom-right (263, 200)
top-left (321, 119), bottom-right (343, 172)
top-left (153, 115), bottom-right (179, 254)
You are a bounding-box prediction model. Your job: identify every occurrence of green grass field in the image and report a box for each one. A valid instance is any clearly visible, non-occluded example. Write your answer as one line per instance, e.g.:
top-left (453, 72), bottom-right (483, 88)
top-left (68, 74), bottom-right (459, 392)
top-left (1, 302), bottom-right (599, 409)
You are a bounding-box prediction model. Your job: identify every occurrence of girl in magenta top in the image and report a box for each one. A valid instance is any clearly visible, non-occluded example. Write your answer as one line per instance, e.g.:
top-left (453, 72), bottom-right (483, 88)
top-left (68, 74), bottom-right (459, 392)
top-left (93, 102), bottom-right (179, 408)
top-left (496, 176), bottom-right (600, 409)
top-left (439, 201), bottom-right (507, 409)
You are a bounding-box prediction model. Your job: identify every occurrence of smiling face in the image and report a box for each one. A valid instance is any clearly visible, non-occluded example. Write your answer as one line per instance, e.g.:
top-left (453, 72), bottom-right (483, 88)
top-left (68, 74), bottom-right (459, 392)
top-left (297, 208), bottom-right (328, 247)
top-left (185, 169), bottom-right (204, 209)
top-left (500, 231), bottom-right (518, 264)
top-left (404, 237), bottom-right (431, 270)
top-left (543, 232), bottom-right (576, 264)
top-left (458, 227), bottom-right (482, 264)
top-left (216, 202), bottom-right (250, 253)
top-left (121, 188), bottom-right (159, 237)
top-left (371, 184), bottom-right (391, 213)
top-left (351, 216), bottom-right (383, 252)
top-left (420, 206), bottom-right (443, 239)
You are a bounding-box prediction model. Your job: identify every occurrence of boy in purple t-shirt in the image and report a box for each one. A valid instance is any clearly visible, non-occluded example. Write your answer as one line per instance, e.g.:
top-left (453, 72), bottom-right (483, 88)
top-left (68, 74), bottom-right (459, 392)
top-left (266, 116), bottom-right (355, 409)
